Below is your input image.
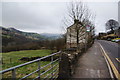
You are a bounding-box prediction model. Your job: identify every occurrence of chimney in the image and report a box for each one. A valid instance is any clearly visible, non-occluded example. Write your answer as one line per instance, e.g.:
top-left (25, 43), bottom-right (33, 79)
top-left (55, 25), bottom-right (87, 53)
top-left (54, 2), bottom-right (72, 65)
top-left (74, 19), bottom-right (79, 23)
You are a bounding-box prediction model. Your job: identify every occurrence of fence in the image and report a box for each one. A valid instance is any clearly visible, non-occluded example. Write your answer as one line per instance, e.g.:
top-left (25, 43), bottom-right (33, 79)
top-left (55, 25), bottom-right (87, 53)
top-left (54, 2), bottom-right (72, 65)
top-left (0, 51), bottom-right (61, 80)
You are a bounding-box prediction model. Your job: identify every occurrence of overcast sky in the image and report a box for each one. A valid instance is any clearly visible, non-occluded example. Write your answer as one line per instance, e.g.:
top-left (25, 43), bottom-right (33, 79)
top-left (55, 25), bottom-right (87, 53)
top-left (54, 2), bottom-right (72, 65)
top-left (0, 0), bottom-right (119, 34)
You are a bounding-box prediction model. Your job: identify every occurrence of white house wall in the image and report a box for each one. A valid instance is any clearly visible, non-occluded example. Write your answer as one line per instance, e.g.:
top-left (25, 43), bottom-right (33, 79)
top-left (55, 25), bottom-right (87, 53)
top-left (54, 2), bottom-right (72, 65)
top-left (66, 22), bottom-right (87, 48)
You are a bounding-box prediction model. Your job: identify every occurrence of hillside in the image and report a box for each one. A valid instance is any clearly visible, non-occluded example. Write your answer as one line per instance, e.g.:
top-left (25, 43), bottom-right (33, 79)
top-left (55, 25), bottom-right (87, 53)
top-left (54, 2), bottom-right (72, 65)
top-left (40, 33), bottom-right (61, 40)
top-left (1, 27), bottom-right (61, 42)
top-left (1, 27), bottom-right (45, 46)
top-left (0, 26), bottom-right (62, 52)
top-left (6, 27), bottom-right (46, 40)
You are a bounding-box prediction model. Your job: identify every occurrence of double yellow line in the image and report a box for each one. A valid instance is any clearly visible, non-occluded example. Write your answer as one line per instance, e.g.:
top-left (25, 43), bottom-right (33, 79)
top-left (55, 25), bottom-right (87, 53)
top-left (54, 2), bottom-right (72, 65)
top-left (99, 43), bottom-right (120, 80)
top-left (116, 58), bottom-right (120, 63)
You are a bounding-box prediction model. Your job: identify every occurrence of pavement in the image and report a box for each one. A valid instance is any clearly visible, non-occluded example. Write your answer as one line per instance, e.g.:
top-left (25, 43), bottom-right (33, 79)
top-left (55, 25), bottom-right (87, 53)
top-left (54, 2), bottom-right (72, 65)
top-left (72, 41), bottom-right (111, 78)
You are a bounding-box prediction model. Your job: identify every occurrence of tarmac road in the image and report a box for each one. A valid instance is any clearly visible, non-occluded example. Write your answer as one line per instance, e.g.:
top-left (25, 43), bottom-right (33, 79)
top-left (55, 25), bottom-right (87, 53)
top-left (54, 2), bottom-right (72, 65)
top-left (98, 40), bottom-right (120, 78)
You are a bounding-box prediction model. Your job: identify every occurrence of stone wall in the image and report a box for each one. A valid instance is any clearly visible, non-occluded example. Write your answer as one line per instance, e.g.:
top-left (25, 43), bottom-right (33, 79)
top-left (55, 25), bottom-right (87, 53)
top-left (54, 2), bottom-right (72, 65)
top-left (58, 51), bottom-right (79, 78)
top-left (58, 40), bottom-right (94, 79)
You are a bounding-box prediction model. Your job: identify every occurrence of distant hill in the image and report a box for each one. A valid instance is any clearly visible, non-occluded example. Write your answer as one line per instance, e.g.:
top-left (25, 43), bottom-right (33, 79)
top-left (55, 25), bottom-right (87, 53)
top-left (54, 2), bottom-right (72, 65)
top-left (40, 33), bottom-right (61, 40)
top-left (7, 27), bottom-right (46, 40)
top-left (1, 26), bottom-right (62, 47)
top-left (1, 26), bottom-right (64, 52)
top-left (1, 27), bottom-right (31, 47)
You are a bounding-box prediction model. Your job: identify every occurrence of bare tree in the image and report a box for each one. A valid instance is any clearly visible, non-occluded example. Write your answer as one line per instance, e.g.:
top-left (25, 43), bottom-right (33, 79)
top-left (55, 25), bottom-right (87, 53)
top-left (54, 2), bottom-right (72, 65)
top-left (63, 1), bottom-right (95, 49)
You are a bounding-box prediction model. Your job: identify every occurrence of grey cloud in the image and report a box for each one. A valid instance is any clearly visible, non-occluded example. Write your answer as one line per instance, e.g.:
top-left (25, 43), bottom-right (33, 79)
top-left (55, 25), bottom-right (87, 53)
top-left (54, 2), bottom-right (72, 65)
top-left (2, 2), bottom-right (67, 33)
top-left (88, 2), bottom-right (118, 34)
top-left (1, 2), bottom-right (118, 34)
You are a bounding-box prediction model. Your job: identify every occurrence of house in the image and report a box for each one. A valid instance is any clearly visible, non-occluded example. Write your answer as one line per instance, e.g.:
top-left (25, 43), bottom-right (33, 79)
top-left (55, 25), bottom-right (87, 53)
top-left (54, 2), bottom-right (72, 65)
top-left (66, 20), bottom-right (87, 49)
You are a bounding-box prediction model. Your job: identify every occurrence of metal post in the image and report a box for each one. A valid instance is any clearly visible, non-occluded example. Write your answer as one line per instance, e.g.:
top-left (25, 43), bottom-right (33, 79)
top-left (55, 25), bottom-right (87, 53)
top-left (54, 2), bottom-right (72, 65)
top-left (51, 56), bottom-right (54, 79)
top-left (12, 69), bottom-right (16, 80)
top-left (58, 52), bottom-right (61, 78)
top-left (38, 60), bottom-right (41, 79)
top-left (59, 52), bottom-right (61, 62)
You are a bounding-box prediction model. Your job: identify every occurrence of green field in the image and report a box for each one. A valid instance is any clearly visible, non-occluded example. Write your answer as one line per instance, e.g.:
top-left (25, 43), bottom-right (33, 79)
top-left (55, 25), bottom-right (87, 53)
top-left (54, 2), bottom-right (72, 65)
top-left (1, 49), bottom-right (59, 79)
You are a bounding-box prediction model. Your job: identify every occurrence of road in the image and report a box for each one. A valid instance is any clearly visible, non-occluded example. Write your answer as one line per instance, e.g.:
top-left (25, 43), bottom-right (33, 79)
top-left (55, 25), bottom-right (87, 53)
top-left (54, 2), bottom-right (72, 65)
top-left (98, 40), bottom-right (120, 78)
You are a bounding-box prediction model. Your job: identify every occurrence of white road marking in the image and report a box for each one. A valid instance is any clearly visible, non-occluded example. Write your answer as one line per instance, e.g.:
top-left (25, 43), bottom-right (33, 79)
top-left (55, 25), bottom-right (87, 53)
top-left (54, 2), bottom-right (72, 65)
top-left (98, 43), bottom-right (114, 78)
